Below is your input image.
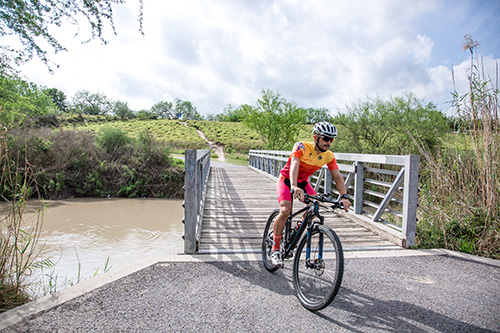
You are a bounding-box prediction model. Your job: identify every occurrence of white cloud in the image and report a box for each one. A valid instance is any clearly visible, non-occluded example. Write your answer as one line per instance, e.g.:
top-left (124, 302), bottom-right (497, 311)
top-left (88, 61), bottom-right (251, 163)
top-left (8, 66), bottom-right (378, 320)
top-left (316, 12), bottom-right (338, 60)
top-left (16, 0), bottom-right (500, 116)
top-left (414, 35), bottom-right (434, 64)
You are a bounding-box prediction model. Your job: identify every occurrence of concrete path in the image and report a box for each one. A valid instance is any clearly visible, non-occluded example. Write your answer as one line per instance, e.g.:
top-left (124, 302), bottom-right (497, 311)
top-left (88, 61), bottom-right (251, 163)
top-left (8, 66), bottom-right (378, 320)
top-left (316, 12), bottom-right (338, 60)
top-left (1, 249), bottom-right (499, 332)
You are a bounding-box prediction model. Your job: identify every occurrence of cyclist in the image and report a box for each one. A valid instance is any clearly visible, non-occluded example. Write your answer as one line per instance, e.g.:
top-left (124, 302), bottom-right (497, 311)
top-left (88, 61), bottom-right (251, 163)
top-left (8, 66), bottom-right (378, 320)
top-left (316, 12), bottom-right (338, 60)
top-left (272, 121), bottom-right (351, 268)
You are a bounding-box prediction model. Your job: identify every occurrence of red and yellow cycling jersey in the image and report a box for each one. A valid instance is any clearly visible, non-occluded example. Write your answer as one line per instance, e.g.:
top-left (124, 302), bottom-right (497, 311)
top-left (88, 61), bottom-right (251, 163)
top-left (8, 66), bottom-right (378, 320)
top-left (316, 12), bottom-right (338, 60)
top-left (280, 141), bottom-right (339, 182)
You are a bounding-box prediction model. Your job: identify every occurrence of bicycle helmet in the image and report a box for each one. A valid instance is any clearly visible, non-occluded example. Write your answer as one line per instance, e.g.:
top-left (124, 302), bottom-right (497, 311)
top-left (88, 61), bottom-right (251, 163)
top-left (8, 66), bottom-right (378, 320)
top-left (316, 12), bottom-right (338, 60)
top-left (313, 121), bottom-right (337, 138)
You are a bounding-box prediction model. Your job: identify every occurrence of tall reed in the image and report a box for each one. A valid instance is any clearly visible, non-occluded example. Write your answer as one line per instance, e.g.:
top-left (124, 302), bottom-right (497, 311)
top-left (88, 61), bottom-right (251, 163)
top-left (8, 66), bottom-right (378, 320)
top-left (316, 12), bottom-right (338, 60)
top-left (0, 125), bottom-right (46, 311)
top-left (417, 36), bottom-right (500, 259)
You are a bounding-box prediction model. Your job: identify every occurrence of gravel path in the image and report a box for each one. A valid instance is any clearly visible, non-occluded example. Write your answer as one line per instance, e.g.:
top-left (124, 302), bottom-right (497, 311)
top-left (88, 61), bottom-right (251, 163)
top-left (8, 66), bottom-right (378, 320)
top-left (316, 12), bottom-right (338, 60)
top-left (2, 252), bottom-right (499, 332)
top-left (180, 121), bottom-right (226, 162)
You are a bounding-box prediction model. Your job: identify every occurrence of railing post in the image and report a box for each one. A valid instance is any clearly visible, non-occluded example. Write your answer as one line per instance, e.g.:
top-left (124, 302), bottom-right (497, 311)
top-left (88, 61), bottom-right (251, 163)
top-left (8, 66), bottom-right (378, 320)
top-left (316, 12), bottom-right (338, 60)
top-left (196, 152), bottom-right (202, 225)
top-left (354, 161), bottom-right (364, 215)
top-left (324, 170), bottom-right (332, 194)
top-left (402, 155), bottom-right (419, 248)
top-left (184, 150), bottom-right (197, 254)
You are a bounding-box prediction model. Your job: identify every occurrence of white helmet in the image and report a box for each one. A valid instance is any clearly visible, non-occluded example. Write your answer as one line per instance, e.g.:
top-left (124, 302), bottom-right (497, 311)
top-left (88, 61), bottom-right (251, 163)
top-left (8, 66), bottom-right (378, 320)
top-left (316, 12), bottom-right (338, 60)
top-left (313, 121), bottom-right (337, 138)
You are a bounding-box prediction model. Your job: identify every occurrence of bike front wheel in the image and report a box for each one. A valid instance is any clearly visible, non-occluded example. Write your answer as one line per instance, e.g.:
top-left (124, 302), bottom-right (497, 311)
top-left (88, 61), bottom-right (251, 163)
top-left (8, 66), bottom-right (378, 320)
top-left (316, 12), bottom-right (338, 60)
top-left (293, 225), bottom-right (344, 311)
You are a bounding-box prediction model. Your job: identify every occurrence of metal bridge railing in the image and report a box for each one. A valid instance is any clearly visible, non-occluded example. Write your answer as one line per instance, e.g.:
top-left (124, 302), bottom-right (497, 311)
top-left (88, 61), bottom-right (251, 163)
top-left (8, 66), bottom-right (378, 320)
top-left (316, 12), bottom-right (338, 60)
top-left (183, 149), bottom-right (211, 254)
top-left (249, 150), bottom-right (419, 248)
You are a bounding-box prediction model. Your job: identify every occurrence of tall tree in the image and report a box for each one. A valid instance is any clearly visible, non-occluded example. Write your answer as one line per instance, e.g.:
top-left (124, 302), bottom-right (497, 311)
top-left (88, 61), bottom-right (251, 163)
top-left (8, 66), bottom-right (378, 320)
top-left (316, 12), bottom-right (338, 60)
top-left (210, 104), bottom-right (246, 122)
top-left (72, 90), bottom-right (111, 115)
top-left (113, 100), bottom-right (135, 119)
top-left (44, 87), bottom-right (68, 113)
top-left (175, 98), bottom-right (201, 120)
top-left (137, 109), bottom-right (157, 120)
top-left (305, 107), bottom-right (332, 124)
top-left (151, 100), bottom-right (174, 119)
top-left (243, 89), bottom-right (306, 150)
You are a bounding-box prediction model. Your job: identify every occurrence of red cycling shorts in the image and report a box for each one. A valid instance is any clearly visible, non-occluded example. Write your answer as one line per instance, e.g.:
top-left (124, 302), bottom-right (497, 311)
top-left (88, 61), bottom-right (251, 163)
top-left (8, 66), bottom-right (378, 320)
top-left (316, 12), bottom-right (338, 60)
top-left (277, 174), bottom-right (317, 202)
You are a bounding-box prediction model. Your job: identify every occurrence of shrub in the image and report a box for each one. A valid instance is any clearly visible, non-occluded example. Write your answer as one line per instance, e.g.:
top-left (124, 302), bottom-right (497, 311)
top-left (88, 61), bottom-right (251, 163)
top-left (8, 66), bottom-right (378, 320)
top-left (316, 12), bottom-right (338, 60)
top-left (96, 126), bottom-right (131, 158)
top-left (5, 126), bottom-right (186, 199)
top-left (1, 127), bottom-right (48, 312)
top-left (333, 93), bottom-right (449, 155)
top-left (416, 38), bottom-right (500, 259)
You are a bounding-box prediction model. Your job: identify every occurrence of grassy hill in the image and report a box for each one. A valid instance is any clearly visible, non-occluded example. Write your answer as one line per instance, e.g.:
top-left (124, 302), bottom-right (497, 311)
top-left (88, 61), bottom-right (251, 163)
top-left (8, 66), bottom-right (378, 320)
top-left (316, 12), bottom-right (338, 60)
top-left (63, 117), bottom-right (208, 152)
top-left (62, 115), bottom-right (316, 157)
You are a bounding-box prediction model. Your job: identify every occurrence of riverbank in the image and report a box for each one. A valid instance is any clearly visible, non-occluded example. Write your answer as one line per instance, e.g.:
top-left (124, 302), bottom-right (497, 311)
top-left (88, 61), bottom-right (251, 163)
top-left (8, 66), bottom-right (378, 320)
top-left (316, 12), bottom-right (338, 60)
top-left (4, 127), bottom-right (185, 200)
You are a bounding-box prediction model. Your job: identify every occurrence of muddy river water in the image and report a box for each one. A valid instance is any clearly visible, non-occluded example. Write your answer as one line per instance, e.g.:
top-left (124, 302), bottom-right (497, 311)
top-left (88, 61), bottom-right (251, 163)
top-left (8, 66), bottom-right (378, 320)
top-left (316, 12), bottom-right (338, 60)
top-left (3, 198), bottom-right (184, 296)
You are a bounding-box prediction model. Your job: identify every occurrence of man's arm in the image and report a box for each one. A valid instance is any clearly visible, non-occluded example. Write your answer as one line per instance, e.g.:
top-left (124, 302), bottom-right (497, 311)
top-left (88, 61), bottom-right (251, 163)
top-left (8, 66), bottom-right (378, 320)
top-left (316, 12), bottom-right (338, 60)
top-left (289, 156), bottom-right (305, 201)
top-left (331, 169), bottom-right (351, 212)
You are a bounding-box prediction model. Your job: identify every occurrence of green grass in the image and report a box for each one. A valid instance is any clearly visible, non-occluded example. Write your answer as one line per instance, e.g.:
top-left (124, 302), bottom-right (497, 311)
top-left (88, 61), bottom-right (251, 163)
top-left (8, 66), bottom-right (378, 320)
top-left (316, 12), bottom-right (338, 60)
top-left (65, 118), bottom-right (208, 153)
top-left (187, 120), bottom-right (265, 153)
top-left (60, 115), bottom-right (321, 155)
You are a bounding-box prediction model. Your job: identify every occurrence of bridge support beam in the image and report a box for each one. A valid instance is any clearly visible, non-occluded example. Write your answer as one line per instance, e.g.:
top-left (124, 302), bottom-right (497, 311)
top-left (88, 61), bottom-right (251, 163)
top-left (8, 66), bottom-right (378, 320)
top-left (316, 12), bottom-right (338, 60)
top-left (354, 161), bottom-right (364, 215)
top-left (402, 155), bottom-right (419, 248)
top-left (184, 150), bottom-right (197, 254)
top-left (183, 149), bottom-right (211, 254)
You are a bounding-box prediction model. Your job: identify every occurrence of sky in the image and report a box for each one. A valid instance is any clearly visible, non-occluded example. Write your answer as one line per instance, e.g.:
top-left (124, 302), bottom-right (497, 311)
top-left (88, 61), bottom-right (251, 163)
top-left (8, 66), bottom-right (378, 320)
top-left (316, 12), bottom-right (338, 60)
top-left (19, 0), bottom-right (500, 117)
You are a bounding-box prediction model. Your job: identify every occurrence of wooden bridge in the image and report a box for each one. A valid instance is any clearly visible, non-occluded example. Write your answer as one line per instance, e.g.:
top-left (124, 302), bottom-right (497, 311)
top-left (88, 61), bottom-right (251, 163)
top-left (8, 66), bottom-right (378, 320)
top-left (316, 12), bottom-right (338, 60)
top-left (183, 149), bottom-right (419, 254)
top-left (198, 165), bottom-right (400, 254)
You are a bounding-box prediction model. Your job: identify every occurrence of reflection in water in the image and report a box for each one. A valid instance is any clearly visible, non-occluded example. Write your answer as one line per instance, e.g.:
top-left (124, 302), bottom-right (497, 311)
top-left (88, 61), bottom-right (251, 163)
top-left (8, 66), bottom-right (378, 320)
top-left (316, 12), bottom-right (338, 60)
top-left (4, 198), bottom-right (184, 296)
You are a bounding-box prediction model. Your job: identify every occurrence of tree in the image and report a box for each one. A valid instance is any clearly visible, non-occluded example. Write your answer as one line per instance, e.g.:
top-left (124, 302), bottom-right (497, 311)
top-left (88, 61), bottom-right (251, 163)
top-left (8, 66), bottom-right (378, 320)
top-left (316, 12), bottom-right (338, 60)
top-left (305, 107), bottom-right (331, 124)
top-left (333, 93), bottom-right (449, 155)
top-left (0, 75), bottom-right (56, 127)
top-left (208, 104), bottom-right (246, 122)
top-left (72, 90), bottom-right (111, 115)
top-left (243, 89), bottom-right (306, 150)
top-left (150, 100), bottom-right (174, 119)
top-left (137, 109), bottom-right (157, 120)
top-left (175, 98), bottom-right (201, 120)
top-left (112, 100), bottom-right (135, 119)
top-left (44, 88), bottom-right (68, 113)
top-left (0, 0), bottom-right (144, 73)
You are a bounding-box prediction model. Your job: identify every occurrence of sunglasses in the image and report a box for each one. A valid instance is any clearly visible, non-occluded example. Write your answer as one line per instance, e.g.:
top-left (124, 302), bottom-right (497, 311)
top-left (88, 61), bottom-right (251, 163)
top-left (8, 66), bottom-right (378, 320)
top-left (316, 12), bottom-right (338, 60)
top-left (320, 136), bottom-right (335, 142)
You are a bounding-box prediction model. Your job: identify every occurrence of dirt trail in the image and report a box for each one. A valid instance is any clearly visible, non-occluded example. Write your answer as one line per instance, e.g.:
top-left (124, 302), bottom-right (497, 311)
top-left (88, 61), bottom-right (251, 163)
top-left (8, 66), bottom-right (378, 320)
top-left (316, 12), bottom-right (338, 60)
top-left (181, 122), bottom-right (225, 162)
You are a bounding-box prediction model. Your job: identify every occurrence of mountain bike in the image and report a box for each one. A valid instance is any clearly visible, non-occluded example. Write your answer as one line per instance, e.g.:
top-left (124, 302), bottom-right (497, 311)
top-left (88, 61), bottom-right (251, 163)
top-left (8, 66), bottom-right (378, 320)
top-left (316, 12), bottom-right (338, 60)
top-left (262, 193), bottom-right (344, 311)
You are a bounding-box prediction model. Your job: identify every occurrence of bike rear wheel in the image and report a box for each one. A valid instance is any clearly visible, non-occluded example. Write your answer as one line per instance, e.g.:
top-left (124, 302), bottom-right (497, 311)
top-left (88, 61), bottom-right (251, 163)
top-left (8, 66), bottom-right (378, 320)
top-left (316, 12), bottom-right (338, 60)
top-left (262, 209), bottom-right (280, 272)
top-left (293, 225), bottom-right (344, 311)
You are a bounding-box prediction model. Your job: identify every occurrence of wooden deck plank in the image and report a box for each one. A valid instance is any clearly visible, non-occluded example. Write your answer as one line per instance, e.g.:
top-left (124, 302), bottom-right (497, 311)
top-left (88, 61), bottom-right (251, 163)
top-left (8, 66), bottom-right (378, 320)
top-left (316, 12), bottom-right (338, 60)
top-left (198, 166), bottom-right (401, 254)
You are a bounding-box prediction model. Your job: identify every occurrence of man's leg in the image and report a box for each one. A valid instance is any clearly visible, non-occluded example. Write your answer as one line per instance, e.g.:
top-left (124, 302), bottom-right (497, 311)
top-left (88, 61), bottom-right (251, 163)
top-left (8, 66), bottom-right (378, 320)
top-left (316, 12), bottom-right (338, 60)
top-left (270, 200), bottom-right (291, 268)
top-left (273, 176), bottom-right (294, 267)
top-left (274, 200), bottom-right (291, 239)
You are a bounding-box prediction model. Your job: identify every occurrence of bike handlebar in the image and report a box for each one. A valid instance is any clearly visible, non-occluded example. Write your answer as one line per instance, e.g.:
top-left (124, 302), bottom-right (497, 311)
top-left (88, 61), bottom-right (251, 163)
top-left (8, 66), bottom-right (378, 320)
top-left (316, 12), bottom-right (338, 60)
top-left (303, 193), bottom-right (344, 210)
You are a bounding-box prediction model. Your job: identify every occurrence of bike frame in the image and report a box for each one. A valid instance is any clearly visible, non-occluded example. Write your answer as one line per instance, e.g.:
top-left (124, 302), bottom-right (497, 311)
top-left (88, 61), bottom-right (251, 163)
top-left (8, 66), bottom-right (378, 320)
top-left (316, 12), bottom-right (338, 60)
top-left (283, 200), bottom-right (324, 260)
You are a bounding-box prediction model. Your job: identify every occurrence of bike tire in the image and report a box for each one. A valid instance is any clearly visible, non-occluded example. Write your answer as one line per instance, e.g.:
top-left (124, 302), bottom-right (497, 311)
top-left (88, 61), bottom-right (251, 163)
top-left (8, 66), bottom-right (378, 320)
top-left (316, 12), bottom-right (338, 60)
top-left (293, 225), bottom-right (344, 311)
top-left (262, 209), bottom-right (280, 272)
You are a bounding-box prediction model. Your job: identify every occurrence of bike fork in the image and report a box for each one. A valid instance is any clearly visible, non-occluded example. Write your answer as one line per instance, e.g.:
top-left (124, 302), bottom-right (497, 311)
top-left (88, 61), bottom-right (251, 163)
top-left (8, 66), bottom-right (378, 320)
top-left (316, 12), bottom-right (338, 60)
top-left (305, 231), bottom-right (324, 269)
top-left (306, 216), bottom-right (324, 268)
